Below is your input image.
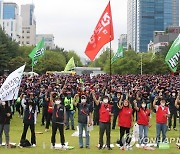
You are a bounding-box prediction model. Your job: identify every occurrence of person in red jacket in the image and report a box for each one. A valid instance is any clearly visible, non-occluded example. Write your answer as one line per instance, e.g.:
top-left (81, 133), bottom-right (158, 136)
top-left (153, 97), bottom-right (170, 147)
top-left (134, 99), bottom-right (151, 148)
top-left (92, 90), bottom-right (113, 150)
top-left (117, 95), bottom-right (133, 150)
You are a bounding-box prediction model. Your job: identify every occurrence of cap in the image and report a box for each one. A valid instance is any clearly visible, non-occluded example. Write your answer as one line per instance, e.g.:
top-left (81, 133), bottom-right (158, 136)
top-left (66, 91), bottom-right (71, 94)
top-left (81, 95), bottom-right (87, 99)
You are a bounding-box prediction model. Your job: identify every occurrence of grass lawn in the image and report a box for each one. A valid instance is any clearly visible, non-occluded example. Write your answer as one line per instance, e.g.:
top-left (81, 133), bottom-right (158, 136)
top-left (0, 110), bottom-right (179, 154)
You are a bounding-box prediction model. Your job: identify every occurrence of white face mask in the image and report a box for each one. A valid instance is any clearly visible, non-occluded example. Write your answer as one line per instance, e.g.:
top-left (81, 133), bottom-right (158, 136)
top-left (81, 99), bottom-right (86, 103)
top-left (55, 100), bottom-right (61, 105)
top-left (161, 103), bottom-right (165, 107)
top-left (142, 104), bottom-right (146, 108)
top-left (117, 95), bottom-right (120, 98)
top-left (172, 93), bottom-right (176, 96)
top-left (103, 99), bottom-right (108, 104)
top-left (2, 102), bottom-right (5, 106)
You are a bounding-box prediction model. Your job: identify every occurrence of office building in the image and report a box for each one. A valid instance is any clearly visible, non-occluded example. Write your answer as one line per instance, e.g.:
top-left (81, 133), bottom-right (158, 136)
top-left (118, 34), bottom-right (127, 50)
top-left (36, 34), bottom-right (55, 50)
top-left (1, 2), bottom-right (22, 43)
top-left (127, 0), bottom-right (179, 52)
top-left (20, 4), bottom-right (36, 46)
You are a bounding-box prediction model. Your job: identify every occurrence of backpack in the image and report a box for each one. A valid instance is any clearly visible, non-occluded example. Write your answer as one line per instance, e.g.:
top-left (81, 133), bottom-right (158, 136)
top-left (20, 139), bottom-right (31, 147)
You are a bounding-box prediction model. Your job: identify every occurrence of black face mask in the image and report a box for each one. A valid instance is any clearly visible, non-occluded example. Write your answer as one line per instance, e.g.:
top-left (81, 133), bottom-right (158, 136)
top-left (67, 95), bottom-right (71, 99)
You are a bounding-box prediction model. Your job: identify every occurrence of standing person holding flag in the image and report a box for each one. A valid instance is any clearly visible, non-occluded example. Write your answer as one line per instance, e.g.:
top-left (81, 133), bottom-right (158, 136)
top-left (111, 45), bottom-right (123, 64)
top-left (165, 34), bottom-right (180, 72)
top-left (29, 38), bottom-right (45, 71)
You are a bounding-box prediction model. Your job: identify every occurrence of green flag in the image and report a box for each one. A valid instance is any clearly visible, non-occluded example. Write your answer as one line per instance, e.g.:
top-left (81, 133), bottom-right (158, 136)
top-left (150, 50), bottom-right (156, 62)
top-left (29, 38), bottom-right (45, 66)
top-left (111, 45), bottom-right (123, 64)
top-left (64, 57), bottom-right (75, 72)
top-left (165, 34), bottom-right (180, 72)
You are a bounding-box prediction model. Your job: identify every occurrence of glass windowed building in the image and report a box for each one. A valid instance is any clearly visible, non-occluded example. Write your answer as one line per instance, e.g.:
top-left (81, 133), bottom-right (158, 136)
top-left (127, 0), bottom-right (179, 52)
top-left (3, 2), bottom-right (16, 19)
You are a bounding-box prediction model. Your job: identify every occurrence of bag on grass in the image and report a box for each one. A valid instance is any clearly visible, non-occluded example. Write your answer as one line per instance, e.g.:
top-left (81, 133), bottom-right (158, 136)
top-left (20, 139), bottom-right (31, 147)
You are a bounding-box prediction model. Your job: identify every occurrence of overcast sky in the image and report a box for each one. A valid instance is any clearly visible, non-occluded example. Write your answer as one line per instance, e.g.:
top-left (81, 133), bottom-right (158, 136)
top-left (4, 0), bottom-right (180, 60)
top-left (4, 0), bottom-right (127, 59)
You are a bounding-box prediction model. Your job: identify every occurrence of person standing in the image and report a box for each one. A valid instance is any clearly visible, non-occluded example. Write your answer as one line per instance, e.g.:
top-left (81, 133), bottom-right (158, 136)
top-left (51, 97), bottom-right (66, 149)
top-left (167, 90), bottom-right (177, 131)
top-left (45, 92), bottom-right (54, 132)
top-left (153, 97), bottom-right (170, 147)
top-left (64, 91), bottom-right (75, 130)
top-left (112, 91), bottom-right (121, 129)
top-left (134, 100), bottom-right (151, 147)
top-left (92, 91), bottom-right (113, 150)
top-left (74, 95), bottom-right (92, 149)
top-left (117, 97), bottom-right (133, 150)
top-left (0, 101), bottom-right (12, 148)
top-left (20, 98), bottom-right (37, 147)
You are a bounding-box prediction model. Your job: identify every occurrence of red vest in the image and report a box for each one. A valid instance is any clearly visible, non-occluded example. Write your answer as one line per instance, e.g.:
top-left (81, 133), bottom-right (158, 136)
top-left (156, 106), bottom-right (168, 124)
top-left (118, 107), bottom-right (133, 128)
top-left (48, 101), bottom-right (53, 113)
top-left (137, 108), bottom-right (150, 126)
top-left (99, 103), bottom-right (112, 123)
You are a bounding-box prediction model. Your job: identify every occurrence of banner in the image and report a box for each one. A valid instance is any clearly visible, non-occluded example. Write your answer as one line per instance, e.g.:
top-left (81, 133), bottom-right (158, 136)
top-left (0, 65), bottom-right (25, 101)
top-left (29, 38), bottom-right (45, 66)
top-left (64, 57), bottom-right (75, 72)
top-left (111, 45), bottom-right (123, 64)
top-left (85, 2), bottom-right (114, 61)
top-left (165, 34), bottom-right (180, 72)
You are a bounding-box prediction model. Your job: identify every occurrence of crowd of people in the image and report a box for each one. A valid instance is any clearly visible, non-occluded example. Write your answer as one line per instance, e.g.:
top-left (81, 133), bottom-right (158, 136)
top-left (0, 73), bottom-right (180, 150)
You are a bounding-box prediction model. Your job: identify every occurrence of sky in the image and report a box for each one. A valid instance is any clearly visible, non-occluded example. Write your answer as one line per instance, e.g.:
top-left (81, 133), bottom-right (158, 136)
top-left (4, 0), bottom-right (180, 60)
top-left (4, 0), bottom-right (128, 59)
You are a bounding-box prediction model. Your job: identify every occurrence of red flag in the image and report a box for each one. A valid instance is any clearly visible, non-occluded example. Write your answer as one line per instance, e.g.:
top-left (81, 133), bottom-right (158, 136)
top-left (85, 2), bottom-right (114, 61)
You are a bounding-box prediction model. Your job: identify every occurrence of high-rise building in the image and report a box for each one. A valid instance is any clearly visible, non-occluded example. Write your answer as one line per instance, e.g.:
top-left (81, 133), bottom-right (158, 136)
top-left (118, 34), bottom-right (127, 50)
top-left (127, 0), bottom-right (179, 52)
top-left (36, 34), bottom-right (55, 50)
top-left (0, 0), bottom-right (3, 26)
top-left (1, 2), bottom-right (22, 43)
top-left (20, 4), bottom-right (36, 46)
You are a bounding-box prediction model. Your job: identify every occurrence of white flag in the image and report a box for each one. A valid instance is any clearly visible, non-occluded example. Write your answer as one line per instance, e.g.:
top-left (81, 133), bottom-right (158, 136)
top-left (0, 65), bottom-right (25, 101)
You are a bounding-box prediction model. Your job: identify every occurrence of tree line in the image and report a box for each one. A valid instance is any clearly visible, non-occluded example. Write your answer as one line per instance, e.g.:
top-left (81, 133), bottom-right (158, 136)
top-left (0, 26), bottom-right (179, 75)
top-left (0, 27), bottom-right (82, 75)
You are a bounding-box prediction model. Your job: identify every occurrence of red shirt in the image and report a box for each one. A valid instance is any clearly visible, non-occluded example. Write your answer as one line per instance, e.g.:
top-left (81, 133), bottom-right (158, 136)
top-left (118, 107), bottom-right (133, 128)
top-left (99, 103), bottom-right (112, 123)
top-left (137, 108), bottom-right (150, 126)
top-left (156, 106), bottom-right (169, 124)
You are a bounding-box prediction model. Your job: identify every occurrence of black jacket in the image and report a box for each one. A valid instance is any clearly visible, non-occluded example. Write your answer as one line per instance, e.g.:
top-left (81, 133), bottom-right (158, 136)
top-left (0, 105), bottom-right (12, 124)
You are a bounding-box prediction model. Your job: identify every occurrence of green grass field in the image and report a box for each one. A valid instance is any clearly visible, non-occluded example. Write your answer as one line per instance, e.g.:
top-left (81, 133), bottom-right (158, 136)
top-left (0, 110), bottom-right (179, 154)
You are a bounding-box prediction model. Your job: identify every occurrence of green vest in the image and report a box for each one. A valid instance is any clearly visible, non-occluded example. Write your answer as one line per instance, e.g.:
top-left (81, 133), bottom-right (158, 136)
top-left (64, 97), bottom-right (73, 110)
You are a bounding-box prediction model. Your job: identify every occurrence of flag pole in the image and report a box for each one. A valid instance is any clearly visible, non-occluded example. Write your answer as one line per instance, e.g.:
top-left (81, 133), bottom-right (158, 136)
top-left (109, 0), bottom-right (112, 95)
top-left (141, 53), bottom-right (143, 75)
top-left (32, 60), bottom-right (34, 72)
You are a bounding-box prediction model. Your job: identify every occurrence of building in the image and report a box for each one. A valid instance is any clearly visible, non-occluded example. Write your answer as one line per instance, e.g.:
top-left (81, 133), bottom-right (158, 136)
top-left (127, 0), bottom-right (179, 52)
top-left (148, 26), bottom-right (180, 52)
top-left (20, 4), bottom-right (36, 46)
top-left (0, 1), bottom-right (22, 43)
top-left (118, 34), bottom-right (127, 50)
top-left (36, 34), bottom-right (55, 50)
top-left (0, 0), bottom-right (3, 26)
